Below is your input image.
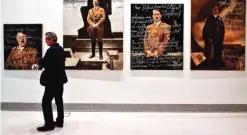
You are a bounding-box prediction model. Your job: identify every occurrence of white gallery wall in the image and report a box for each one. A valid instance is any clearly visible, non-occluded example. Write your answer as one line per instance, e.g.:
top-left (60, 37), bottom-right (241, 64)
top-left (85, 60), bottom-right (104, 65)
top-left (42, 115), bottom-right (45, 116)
top-left (1, 0), bottom-right (247, 104)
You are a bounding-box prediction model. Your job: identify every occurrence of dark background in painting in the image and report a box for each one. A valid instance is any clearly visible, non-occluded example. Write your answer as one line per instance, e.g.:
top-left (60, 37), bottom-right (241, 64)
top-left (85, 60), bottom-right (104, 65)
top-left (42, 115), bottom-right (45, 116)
top-left (131, 4), bottom-right (184, 70)
top-left (4, 24), bottom-right (43, 69)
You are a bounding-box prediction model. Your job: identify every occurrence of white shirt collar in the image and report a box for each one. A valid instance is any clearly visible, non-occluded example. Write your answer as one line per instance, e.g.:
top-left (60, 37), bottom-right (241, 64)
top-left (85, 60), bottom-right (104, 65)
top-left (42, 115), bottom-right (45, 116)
top-left (154, 21), bottom-right (161, 26)
top-left (95, 6), bottom-right (99, 9)
top-left (18, 46), bottom-right (24, 52)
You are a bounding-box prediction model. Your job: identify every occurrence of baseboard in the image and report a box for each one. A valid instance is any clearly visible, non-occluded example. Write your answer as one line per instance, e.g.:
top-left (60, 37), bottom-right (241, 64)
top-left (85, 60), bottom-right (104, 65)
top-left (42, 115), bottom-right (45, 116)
top-left (2, 103), bottom-right (247, 112)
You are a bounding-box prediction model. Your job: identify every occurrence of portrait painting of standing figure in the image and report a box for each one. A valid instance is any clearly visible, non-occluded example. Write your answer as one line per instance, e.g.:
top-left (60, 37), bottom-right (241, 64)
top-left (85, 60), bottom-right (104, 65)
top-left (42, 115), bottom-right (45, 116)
top-left (63, 0), bottom-right (123, 70)
top-left (131, 4), bottom-right (184, 70)
top-left (191, 0), bottom-right (245, 70)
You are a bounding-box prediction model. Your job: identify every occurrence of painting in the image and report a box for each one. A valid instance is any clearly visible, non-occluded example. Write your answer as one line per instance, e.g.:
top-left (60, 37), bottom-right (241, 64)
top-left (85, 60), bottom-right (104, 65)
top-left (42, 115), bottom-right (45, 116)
top-left (191, 0), bottom-right (245, 70)
top-left (4, 24), bottom-right (43, 70)
top-left (130, 4), bottom-right (184, 70)
top-left (63, 0), bottom-right (123, 70)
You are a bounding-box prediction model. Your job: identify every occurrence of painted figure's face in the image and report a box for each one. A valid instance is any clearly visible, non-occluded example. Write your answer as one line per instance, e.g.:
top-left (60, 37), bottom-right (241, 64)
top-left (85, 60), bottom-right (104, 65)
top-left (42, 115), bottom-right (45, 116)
top-left (212, 6), bottom-right (219, 16)
top-left (93, 0), bottom-right (99, 7)
top-left (17, 32), bottom-right (27, 47)
top-left (153, 10), bottom-right (162, 23)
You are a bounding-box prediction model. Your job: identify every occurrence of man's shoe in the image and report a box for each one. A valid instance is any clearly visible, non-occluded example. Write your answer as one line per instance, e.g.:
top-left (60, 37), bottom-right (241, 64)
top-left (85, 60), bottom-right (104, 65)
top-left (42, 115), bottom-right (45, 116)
top-left (37, 125), bottom-right (54, 132)
top-left (89, 54), bottom-right (95, 58)
top-left (54, 121), bottom-right (63, 128)
top-left (99, 55), bottom-right (103, 60)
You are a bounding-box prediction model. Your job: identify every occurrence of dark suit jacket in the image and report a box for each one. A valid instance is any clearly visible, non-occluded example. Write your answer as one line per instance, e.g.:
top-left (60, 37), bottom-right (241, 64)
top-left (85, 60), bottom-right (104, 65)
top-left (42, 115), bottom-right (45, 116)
top-left (40, 43), bottom-right (68, 86)
top-left (202, 15), bottom-right (225, 57)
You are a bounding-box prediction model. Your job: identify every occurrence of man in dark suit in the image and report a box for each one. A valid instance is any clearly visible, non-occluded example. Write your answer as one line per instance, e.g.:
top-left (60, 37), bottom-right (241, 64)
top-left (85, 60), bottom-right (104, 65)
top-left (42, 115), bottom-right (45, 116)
top-left (37, 32), bottom-right (68, 132)
top-left (202, 3), bottom-right (225, 68)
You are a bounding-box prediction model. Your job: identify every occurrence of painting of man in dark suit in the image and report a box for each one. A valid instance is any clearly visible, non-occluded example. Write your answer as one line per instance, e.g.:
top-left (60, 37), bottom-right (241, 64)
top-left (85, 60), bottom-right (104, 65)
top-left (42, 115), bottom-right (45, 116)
top-left (191, 0), bottom-right (245, 70)
top-left (202, 3), bottom-right (225, 68)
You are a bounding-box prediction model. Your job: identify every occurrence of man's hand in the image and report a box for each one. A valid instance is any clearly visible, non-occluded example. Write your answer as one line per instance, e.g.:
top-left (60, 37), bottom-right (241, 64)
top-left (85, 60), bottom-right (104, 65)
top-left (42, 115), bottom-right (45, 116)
top-left (31, 64), bottom-right (39, 70)
top-left (146, 50), bottom-right (153, 57)
top-left (92, 24), bottom-right (98, 28)
top-left (153, 50), bottom-right (159, 57)
top-left (157, 46), bottom-right (164, 55)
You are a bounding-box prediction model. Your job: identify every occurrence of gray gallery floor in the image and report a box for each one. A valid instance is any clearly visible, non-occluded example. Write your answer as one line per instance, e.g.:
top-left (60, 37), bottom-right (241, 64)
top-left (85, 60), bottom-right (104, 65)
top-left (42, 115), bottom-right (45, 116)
top-left (1, 111), bottom-right (247, 135)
